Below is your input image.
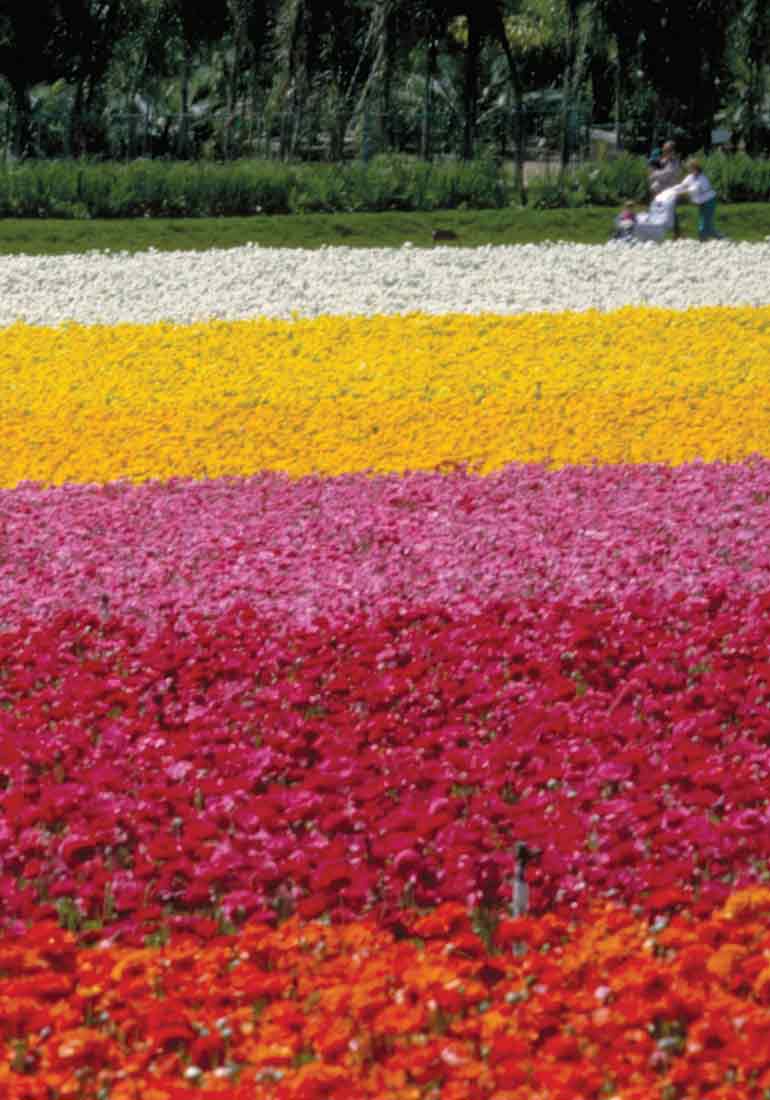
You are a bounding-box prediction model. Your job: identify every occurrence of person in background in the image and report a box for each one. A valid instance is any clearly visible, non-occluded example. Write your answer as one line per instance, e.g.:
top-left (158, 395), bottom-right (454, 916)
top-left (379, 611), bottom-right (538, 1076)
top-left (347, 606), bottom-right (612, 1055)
top-left (611, 200), bottom-right (637, 241)
top-left (672, 159), bottom-right (723, 241)
top-left (649, 141), bottom-right (683, 238)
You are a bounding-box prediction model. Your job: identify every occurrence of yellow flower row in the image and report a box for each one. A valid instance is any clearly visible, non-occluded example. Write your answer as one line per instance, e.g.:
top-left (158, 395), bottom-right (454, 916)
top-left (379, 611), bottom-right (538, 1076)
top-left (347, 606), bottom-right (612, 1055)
top-left (2, 306), bottom-right (770, 486)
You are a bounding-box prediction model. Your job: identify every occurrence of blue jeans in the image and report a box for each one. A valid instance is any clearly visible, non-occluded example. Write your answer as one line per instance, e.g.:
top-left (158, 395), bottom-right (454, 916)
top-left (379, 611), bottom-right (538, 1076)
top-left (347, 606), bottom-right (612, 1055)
top-left (698, 197), bottom-right (720, 240)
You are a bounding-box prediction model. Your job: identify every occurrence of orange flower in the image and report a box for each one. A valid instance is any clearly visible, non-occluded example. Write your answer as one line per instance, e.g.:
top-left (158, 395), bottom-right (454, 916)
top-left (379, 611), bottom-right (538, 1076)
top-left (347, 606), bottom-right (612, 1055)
top-left (720, 886), bottom-right (770, 922)
top-left (2, 893), bottom-right (770, 1096)
top-left (412, 903), bottom-right (471, 938)
top-left (48, 1027), bottom-right (112, 1071)
top-left (754, 965), bottom-right (770, 1003)
top-left (278, 1062), bottom-right (354, 1100)
top-left (706, 943), bottom-right (747, 984)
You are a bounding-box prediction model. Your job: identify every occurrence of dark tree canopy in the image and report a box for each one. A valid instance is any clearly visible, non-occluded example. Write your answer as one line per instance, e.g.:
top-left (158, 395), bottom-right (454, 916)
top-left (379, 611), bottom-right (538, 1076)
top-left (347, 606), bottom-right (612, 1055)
top-left (0, 0), bottom-right (766, 161)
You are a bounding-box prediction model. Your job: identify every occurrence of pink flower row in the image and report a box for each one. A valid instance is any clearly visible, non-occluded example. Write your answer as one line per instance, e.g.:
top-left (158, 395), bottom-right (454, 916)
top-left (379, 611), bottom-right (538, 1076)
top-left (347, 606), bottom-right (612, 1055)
top-left (3, 459), bottom-right (770, 636)
top-left (2, 588), bottom-right (770, 940)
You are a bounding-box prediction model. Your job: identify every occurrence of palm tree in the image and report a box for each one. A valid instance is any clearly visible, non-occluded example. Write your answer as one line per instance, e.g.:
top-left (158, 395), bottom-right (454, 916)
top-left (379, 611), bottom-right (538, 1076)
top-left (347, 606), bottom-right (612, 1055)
top-left (165, 0), bottom-right (228, 157)
top-left (0, 0), bottom-right (58, 155)
top-left (271, 0), bottom-right (374, 160)
top-left (638, 0), bottom-right (740, 151)
top-left (732, 0), bottom-right (770, 154)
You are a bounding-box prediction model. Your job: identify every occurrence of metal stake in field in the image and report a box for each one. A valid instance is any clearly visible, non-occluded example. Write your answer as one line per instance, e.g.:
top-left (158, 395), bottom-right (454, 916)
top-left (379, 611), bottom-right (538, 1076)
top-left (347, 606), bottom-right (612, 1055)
top-left (511, 841), bottom-right (533, 918)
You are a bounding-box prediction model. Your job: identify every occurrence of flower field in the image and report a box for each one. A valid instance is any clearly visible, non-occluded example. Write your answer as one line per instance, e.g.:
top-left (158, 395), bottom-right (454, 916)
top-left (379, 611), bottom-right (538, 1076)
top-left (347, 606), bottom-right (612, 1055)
top-left (3, 240), bottom-right (770, 1098)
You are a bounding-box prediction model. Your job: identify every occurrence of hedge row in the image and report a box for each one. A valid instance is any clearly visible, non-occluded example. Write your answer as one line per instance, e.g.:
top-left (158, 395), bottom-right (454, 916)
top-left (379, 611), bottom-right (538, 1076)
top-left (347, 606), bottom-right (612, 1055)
top-left (1, 152), bottom-right (769, 218)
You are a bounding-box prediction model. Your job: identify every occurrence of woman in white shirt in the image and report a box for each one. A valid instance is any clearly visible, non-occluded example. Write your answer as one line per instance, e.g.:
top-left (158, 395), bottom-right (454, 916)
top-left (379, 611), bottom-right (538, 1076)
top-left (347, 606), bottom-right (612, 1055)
top-left (672, 159), bottom-right (723, 241)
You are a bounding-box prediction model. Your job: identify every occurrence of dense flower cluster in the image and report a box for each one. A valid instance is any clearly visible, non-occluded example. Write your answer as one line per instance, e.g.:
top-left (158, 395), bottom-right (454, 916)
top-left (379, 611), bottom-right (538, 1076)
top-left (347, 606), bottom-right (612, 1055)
top-left (3, 461), bottom-right (770, 633)
top-left (4, 891), bottom-right (770, 1098)
top-left (1, 241), bottom-right (769, 327)
top-left (3, 306), bottom-right (770, 485)
top-left (3, 241), bottom-right (770, 1096)
top-left (2, 590), bottom-right (770, 941)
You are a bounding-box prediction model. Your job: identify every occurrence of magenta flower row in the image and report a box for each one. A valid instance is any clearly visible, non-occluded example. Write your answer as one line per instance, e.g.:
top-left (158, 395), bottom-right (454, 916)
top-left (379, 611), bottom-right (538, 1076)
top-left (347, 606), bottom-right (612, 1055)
top-left (3, 459), bottom-right (770, 637)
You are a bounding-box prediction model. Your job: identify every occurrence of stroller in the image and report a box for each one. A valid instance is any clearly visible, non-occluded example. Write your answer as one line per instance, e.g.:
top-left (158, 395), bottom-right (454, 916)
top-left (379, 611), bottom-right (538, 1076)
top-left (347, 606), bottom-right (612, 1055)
top-left (631, 186), bottom-right (679, 243)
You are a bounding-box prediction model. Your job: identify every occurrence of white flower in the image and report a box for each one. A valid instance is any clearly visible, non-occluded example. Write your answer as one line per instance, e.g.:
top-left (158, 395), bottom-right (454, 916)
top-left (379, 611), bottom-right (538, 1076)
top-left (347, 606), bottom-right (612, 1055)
top-left (0, 241), bottom-right (765, 328)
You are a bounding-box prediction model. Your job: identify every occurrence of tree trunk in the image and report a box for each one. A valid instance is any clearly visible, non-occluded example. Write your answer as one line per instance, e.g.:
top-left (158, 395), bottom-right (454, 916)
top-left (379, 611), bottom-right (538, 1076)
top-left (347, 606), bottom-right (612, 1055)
top-left (489, 3), bottom-right (527, 205)
top-left (745, 60), bottom-right (763, 155)
top-left (228, 52), bottom-right (240, 159)
top-left (462, 11), bottom-right (481, 160)
top-left (70, 79), bottom-right (86, 158)
top-left (224, 1), bottom-right (247, 161)
top-left (178, 42), bottom-right (192, 159)
top-left (559, 0), bottom-right (579, 180)
top-left (512, 85), bottom-right (527, 204)
top-left (381, 2), bottom-right (395, 150)
top-left (7, 78), bottom-right (33, 159)
top-left (421, 35), bottom-right (437, 160)
top-left (330, 93), bottom-right (350, 160)
top-left (289, 81), bottom-right (304, 159)
top-left (279, 97), bottom-right (289, 159)
top-left (743, 0), bottom-right (770, 156)
top-left (613, 46), bottom-right (622, 151)
top-left (84, 75), bottom-right (106, 155)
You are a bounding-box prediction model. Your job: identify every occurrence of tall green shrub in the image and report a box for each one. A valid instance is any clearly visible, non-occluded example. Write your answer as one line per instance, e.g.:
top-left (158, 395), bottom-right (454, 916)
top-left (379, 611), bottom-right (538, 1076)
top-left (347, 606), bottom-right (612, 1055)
top-left (1, 153), bottom-right (769, 217)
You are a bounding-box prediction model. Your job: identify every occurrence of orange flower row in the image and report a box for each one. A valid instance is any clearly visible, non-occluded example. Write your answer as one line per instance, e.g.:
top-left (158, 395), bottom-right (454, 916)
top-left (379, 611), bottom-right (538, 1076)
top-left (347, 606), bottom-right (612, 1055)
top-left (4, 889), bottom-right (770, 1098)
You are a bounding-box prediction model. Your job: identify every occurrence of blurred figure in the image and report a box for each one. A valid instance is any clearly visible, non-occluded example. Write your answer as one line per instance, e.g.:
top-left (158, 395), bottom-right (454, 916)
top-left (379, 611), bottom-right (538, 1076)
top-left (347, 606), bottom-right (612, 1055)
top-left (611, 199), bottom-right (638, 242)
top-left (672, 159), bottom-right (723, 241)
top-left (649, 141), bottom-right (683, 238)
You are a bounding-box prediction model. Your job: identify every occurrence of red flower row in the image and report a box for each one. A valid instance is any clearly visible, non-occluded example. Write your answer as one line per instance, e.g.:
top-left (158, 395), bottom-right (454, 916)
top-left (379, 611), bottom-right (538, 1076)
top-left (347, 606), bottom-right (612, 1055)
top-left (2, 589), bottom-right (770, 939)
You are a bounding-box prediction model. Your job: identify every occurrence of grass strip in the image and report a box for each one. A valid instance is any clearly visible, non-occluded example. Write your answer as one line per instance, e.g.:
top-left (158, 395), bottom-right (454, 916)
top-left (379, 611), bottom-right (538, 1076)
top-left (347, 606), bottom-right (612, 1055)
top-left (1, 203), bottom-right (769, 255)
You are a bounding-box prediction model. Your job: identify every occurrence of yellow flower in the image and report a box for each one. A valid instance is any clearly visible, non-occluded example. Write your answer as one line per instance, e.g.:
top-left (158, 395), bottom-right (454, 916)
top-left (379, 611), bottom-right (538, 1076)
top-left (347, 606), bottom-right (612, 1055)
top-left (2, 305), bottom-right (770, 486)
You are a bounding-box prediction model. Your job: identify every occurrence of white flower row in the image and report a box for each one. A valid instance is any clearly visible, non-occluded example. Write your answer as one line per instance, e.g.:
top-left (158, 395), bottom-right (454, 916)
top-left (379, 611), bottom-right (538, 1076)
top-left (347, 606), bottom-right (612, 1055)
top-left (1, 240), bottom-right (769, 327)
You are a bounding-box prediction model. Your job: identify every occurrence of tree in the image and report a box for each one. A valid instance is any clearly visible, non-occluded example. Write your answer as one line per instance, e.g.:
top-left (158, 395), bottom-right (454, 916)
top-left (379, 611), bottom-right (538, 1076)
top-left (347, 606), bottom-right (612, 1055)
top-left (638, 0), bottom-right (740, 151)
top-left (594, 0), bottom-right (644, 149)
top-left (272, 0), bottom-right (374, 159)
top-left (221, 0), bottom-right (276, 158)
top-left (731, 0), bottom-right (770, 154)
top-left (49, 0), bottom-right (145, 154)
top-left (165, 0), bottom-right (229, 156)
top-left (487, 0), bottom-right (529, 202)
top-left (0, 0), bottom-right (58, 155)
top-left (555, 0), bottom-right (596, 176)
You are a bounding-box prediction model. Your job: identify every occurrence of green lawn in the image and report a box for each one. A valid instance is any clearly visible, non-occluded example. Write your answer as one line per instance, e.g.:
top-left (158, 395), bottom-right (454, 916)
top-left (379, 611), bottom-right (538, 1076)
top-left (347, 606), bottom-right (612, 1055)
top-left (0, 204), bottom-right (767, 254)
